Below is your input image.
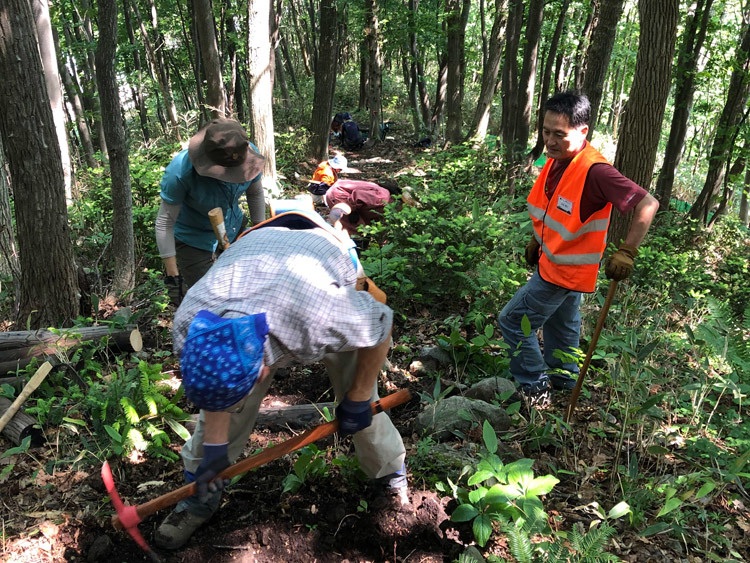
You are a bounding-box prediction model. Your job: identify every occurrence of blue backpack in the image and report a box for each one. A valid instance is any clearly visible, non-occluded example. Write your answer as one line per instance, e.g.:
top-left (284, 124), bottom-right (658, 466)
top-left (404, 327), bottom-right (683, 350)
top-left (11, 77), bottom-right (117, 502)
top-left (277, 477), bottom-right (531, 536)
top-left (341, 121), bottom-right (363, 149)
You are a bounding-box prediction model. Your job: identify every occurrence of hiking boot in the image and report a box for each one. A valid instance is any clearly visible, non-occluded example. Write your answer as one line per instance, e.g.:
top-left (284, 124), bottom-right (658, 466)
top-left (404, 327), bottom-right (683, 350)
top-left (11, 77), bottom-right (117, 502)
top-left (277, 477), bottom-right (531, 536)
top-left (374, 463), bottom-right (409, 506)
top-left (154, 503), bottom-right (215, 550)
top-left (519, 379), bottom-right (552, 408)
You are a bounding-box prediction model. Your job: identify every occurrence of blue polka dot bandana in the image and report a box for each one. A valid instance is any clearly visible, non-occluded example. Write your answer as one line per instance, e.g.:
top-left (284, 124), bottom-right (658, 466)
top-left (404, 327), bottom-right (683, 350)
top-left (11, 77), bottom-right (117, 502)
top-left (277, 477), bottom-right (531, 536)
top-left (180, 310), bottom-right (269, 411)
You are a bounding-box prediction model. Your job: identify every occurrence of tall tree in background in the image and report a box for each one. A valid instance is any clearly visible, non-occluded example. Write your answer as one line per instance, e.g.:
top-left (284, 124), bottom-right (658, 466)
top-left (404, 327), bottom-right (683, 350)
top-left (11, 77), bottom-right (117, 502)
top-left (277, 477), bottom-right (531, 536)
top-left (582, 0), bottom-right (625, 139)
top-left (32, 0), bottom-right (72, 205)
top-left (690, 16), bottom-right (750, 223)
top-left (500, 0), bottom-right (523, 153)
top-left (512, 0), bottom-right (544, 153)
top-left (655, 0), bottom-right (714, 209)
top-left (466, 0), bottom-right (508, 142)
top-left (445, 0), bottom-right (464, 144)
top-left (0, 0), bottom-right (80, 327)
top-left (0, 135), bottom-right (20, 315)
top-left (529, 0), bottom-right (569, 162)
top-left (96, 0), bottom-right (135, 296)
top-left (247, 0), bottom-right (278, 193)
top-left (609, 0), bottom-right (679, 246)
top-left (194, 0), bottom-right (227, 117)
top-left (365, 0), bottom-right (383, 145)
top-left (309, 0), bottom-right (338, 161)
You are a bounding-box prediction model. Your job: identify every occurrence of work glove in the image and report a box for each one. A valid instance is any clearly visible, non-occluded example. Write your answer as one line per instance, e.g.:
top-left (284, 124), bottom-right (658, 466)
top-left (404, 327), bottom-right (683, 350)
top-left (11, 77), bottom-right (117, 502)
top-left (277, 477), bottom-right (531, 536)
top-left (165, 274), bottom-right (184, 306)
top-left (605, 243), bottom-right (638, 281)
top-left (195, 442), bottom-right (230, 503)
top-left (525, 238), bottom-right (541, 267)
top-left (336, 397), bottom-right (372, 436)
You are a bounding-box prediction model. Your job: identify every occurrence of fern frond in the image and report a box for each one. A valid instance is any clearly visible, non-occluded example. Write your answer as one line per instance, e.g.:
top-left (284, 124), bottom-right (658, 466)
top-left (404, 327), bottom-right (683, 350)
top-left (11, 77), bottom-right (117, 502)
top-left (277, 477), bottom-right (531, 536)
top-left (501, 522), bottom-right (533, 563)
top-left (571, 523), bottom-right (616, 561)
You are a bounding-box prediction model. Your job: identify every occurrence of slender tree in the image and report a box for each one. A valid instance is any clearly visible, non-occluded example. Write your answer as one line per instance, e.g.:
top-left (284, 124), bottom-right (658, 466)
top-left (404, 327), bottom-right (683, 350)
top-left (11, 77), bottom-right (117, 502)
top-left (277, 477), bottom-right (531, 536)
top-left (365, 0), bottom-right (384, 145)
top-left (96, 0), bottom-right (136, 296)
top-left (513, 0), bottom-right (544, 153)
top-left (194, 0), bottom-right (227, 117)
top-left (581, 0), bottom-right (625, 139)
top-left (609, 0), bottom-right (679, 245)
top-left (500, 0), bottom-right (523, 152)
top-left (309, 0), bottom-right (338, 161)
top-left (445, 0), bottom-right (464, 144)
top-left (0, 135), bottom-right (20, 316)
top-left (0, 0), bottom-right (80, 327)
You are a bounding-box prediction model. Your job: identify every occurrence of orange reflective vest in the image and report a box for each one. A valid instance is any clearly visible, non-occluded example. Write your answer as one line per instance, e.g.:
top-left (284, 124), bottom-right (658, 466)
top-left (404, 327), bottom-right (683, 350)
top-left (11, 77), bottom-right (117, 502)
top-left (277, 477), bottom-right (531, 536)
top-left (528, 144), bottom-right (612, 293)
top-left (312, 161), bottom-right (338, 186)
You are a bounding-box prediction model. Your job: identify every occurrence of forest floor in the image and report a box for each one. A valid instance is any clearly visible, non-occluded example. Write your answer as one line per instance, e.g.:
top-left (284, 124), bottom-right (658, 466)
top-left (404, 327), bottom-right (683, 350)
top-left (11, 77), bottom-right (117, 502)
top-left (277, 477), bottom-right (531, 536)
top-left (2, 130), bottom-right (749, 562)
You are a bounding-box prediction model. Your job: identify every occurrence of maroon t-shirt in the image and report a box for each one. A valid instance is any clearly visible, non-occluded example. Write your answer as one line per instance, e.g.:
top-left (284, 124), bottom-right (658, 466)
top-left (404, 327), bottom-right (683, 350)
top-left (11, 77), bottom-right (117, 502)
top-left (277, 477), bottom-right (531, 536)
top-left (325, 179), bottom-right (394, 235)
top-left (545, 143), bottom-right (647, 222)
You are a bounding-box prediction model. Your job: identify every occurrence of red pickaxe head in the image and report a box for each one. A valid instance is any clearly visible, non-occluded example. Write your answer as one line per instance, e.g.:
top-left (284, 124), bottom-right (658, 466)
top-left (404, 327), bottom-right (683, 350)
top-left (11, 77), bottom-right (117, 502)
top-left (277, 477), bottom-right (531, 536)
top-left (101, 461), bottom-right (162, 562)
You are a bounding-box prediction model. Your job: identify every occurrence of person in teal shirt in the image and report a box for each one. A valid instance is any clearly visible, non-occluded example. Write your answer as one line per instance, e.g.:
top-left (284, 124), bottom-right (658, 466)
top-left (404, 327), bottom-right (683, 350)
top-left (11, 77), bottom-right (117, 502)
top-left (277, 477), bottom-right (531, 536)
top-left (155, 119), bottom-right (266, 303)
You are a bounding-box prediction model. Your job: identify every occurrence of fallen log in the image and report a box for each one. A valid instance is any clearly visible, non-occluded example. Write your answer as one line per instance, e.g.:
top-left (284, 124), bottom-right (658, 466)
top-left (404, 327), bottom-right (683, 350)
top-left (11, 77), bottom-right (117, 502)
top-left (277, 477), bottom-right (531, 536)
top-left (185, 402), bottom-right (335, 434)
top-left (0, 325), bottom-right (142, 375)
top-left (0, 397), bottom-right (43, 446)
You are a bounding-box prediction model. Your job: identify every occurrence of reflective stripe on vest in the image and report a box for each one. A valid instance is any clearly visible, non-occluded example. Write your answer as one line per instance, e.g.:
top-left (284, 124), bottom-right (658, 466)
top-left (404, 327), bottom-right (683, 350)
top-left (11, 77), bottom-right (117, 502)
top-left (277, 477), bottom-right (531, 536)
top-left (527, 144), bottom-right (612, 292)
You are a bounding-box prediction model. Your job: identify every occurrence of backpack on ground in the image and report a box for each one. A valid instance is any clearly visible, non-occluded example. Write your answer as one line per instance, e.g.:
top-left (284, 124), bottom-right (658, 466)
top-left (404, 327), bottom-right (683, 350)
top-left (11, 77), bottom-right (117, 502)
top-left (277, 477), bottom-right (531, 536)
top-left (341, 121), bottom-right (363, 150)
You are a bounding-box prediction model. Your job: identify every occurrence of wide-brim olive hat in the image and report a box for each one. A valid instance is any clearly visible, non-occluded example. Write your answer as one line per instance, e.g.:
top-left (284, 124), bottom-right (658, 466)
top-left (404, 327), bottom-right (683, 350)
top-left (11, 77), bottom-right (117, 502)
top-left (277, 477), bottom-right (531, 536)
top-left (188, 118), bottom-right (265, 183)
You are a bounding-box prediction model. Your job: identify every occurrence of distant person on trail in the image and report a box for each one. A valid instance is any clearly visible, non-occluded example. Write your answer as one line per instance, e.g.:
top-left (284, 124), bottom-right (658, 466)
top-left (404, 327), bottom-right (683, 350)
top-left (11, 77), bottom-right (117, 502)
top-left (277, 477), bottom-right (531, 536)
top-left (497, 91), bottom-right (659, 407)
top-left (155, 118), bottom-right (266, 306)
top-left (154, 211), bottom-right (408, 550)
top-left (307, 154), bottom-right (348, 195)
top-left (341, 118), bottom-right (364, 150)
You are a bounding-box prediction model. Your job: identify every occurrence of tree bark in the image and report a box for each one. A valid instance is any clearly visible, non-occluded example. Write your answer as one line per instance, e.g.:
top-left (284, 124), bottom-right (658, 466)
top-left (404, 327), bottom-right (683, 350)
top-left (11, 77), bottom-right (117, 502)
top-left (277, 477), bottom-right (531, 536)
top-left (96, 0), bottom-right (136, 296)
top-left (740, 164), bottom-right (750, 226)
top-left (122, 0), bottom-right (150, 142)
top-left (0, 135), bottom-right (20, 316)
top-left (365, 0), bottom-right (384, 145)
top-left (655, 0), bottom-right (714, 210)
top-left (0, 0), bottom-right (81, 328)
top-left (609, 0), bottom-right (679, 246)
top-left (194, 0), bottom-right (227, 117)
top-left (582, 0), bottom-right (625, 139)
top-left (445, 0), bottom-right (464, 144)
top-left (309, 0), bottom-right (338, 161)
top-left (247, 0), bottom-right (278, 193)
top-left (513, 0), bottom-right (545, 153)
top-left (32, 0), bottom-right (72, 206)
top-left (529, 0), bottom-right (570, 162)
top-left (466, 0), bottom-right (508, 142)
top-left (280, 33), bottom-right (301, 97)
top-left (500, 0), bottom-right (523, 153)
top-left (572, 0), bottom-right (596, 90)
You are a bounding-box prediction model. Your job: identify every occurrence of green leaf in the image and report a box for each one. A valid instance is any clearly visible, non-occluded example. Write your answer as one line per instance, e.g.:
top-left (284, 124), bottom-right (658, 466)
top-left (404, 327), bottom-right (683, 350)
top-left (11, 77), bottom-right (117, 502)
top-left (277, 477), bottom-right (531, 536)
top-left (0, 436), bottom-right (31, 459)
top-left (483, 420), bottom-right (498, 454)
top-left (468, 470), bottom-right (496, 486)
top-left (104, 425), bottom-right (123, 443)
top-left (639, 522), bottom-right (672, 537)
top-left (525, 475), bottom-right (559, 497)
top-left (484, 324), bottom-right (494, 339)
top-left (695, 480), bottom-right (716, 500)
top-left (473, 514), bottom-right (493, 547)
top-left (656, 497), bottom-right (682, 518)
top-left (647, 445), bottom-right (670, 455)
top-left (0, 464), bottom-right (14, 480)
top-left (607, 501), bottom-right (631, 520)
top-left (635, 393), bottom-right (665, 413)
top-left (451, 503), bottom-right (479, 522)
top-left (165, 418), bottom-right (191, 441)
top-left (521, 315), bottom-right (532, 338)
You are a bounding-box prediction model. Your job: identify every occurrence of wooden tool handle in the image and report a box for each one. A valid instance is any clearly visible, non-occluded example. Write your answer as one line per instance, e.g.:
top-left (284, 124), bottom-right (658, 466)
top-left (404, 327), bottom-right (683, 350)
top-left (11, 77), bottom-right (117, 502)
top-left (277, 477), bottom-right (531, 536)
top-left (0, 361), bottom-right (52, 434)
top-left (112, 389), bottom-right (412, 529)
top-left (208, 207), bottom-right (230, 250)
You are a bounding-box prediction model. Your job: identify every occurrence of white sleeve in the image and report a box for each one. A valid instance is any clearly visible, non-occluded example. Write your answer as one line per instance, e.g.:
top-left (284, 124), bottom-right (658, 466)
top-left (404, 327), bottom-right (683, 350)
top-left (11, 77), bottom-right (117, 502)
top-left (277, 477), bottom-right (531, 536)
top-left (155, 200), bottom-right (182, 258)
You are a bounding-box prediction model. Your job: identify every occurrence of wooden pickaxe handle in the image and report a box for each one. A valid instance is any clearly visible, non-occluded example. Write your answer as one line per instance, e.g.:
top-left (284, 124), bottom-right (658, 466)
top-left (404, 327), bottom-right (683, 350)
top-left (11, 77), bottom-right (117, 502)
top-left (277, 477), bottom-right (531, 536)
top-left (565, 280), bottom-right (618, 422)
top-left (208, 207), bottom-right (230, 250)
top-left (0, 361), bottom-right (52, 434)
top-left (112, 388), bottom-right (411, 529)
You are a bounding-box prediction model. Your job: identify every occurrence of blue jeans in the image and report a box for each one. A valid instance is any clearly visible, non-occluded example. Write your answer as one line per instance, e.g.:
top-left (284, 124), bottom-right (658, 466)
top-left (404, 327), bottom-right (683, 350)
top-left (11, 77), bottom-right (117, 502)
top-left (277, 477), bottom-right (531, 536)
top-left (498, 271), bottom-right (581, 387)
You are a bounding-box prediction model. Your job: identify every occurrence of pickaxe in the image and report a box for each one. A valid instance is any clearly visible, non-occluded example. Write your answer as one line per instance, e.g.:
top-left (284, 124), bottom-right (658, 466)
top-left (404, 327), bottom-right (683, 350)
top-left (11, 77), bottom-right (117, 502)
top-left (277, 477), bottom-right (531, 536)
top-left (565, 280), bottom-right (618, 422)
top-left (102, 389), bottom-right (412, 556)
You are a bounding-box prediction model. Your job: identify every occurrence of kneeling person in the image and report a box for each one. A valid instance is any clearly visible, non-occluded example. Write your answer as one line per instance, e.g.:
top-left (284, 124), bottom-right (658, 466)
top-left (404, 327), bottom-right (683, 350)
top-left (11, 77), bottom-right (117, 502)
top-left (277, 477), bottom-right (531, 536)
top-left (155, 213), bottom-right (407, 550)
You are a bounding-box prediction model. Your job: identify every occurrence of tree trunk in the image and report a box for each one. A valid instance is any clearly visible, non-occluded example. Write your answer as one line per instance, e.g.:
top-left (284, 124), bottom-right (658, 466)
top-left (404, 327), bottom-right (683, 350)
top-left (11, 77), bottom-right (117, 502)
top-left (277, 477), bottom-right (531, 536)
top-left (445, 0), bottom-right (463, 144)
top-left (281, 34), bottom-right (301, 97)
top-left (432, 53), bottom-right (448, 134)
top-left (708, 146), bottom-right (748, 228)
top-left (582, 0), bottom-right (625, 139)
top-left (194, 0), bottom-right (227, 118)
top-left (690, 19), bottom-right (750, 223)
top-left (655, 0), bottom-right (714, 210)
top-left (309, 0), bottom-right (338, 161)
top-left (275, 47), bottom-right (292, 107)
top-left (500, 0), bottom-right (523, 152)
top-left (365, 0), bottom-right (383, 145)
top-left (466, 0), bottom-right (508, 142)
top-left (513, 0), bottom-right (544, 154)
top-left (0, 0), bottom-right (80, 328)
top-left (247, 0), bottom-right (278, 192)
top-left (740, 165), bottom-right (750, 226)
top-left (572, 0), bottom-right (596, 90)
top-left (0, 136), bottom-right (21, 317)
top-left (32, 0), bottom-right (72, 206)
top-left (609, 0), bottom-right (679, 246)
top-left (407, 0), bottom-right (431, 135)
top-left (359, 41), bottom-right (370, 111)
top-left (95, 0), bottom-right (136, 296)
top-left (122, 0), bottom-right (150, 142)
top-left (529, 0), bottom-right (570, 162)
top-left (288, 0), bottom-right (312, 76)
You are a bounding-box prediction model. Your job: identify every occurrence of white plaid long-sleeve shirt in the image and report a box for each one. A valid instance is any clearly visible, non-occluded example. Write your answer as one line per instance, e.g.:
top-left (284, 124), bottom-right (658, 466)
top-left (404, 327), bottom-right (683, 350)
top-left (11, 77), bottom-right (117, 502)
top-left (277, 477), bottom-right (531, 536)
top-left (173, 226), bottom-right (392, 368)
